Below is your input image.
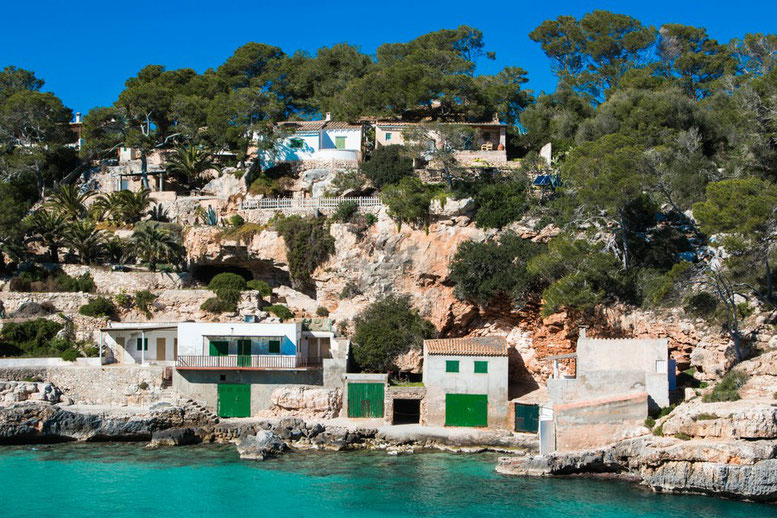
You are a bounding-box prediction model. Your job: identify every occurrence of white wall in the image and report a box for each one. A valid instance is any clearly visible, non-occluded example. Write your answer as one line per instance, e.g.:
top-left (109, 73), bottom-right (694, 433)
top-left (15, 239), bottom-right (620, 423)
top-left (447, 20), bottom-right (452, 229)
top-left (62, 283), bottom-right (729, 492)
top-left (177, 322), bottom-right (301, 356)
top-left (104, 329), bottom-right (178, 364)
top-left (423, 353), bottom-right (509, 429)
top-left (321, 128), bottom-right (361, 150)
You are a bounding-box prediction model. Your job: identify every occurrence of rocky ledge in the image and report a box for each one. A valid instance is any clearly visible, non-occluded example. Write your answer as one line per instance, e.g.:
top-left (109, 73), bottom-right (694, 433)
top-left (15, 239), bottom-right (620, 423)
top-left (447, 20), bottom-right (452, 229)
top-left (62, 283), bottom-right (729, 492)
top-left (497, 435), bottom-right (777, 502)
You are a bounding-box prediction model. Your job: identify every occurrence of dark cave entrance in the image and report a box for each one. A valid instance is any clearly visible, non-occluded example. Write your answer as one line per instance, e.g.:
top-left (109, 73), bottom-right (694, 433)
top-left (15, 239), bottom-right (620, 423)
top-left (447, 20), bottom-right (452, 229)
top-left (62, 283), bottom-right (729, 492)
top-left (393, 399), bottom-right (421, 425)
top-left (191, 264), bottom-right (254, 284)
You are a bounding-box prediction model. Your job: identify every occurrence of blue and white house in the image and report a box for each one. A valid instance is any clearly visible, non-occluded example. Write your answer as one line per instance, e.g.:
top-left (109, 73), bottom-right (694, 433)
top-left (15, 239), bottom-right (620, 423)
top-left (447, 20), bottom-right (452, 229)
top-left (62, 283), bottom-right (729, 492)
top-left (262, 113), bottom-right (364, 165)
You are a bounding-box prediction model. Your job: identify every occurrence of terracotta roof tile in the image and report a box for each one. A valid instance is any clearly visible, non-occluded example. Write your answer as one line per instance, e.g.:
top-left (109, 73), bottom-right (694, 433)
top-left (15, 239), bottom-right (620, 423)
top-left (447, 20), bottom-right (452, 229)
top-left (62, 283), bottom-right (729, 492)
top-left (424, 336), bottom-right (508, 357)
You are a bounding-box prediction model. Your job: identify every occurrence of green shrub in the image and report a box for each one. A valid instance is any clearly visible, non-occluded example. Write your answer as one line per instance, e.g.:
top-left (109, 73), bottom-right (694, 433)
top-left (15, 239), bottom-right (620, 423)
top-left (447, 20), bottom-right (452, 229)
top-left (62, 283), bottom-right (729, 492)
top-left (84, 346), bottom-right (100, 357)
top-left (684, 292), bottom-right (718, 318)
top-left (694, 413), bottom-right (719, 421)
top-left (274, 216), bottom-right (335, 289)
top-left (540, 273), bottom-right (604, 317)
top-left (215, 288), bottom-right (242, 305)
top-left (134, 290), bottom-right (157, 317)
top-left (208, 272), bottom-right (247, 291)
top-left (381, 177), bottom-right (433, 230)
top-left (230, 214), bottom-right (245, 227)
top-left (352, 295), bottom-right (436, 372)
top-left (365, 213), bottom-right (377, 226)
top-left (78, 297), bottom-right (116, 319)
top-left (60, 348), bottom-right (79, 362)
top-left (473, 180), bottom-right (529, 229)
top-left (361, 145), bottom-right (413, 189)
top-left (340, 281), bottom-right (362, 299)
top-left (703, 370), bottom-right (749, 402)
top-left (0, 319), bottom-right (63, 357)
top-left (657, 404), bottom-right (677, 419)
top-left (675, 432), bottom-right (691, 441)
top-left (332, 201), bottom-right (359, 223)
top-left (200, 297), bottom-right (237, 314)
top-left (246, 280), bottom-right (272, 297)
top-left (265, 304), bottom-right (293, 321)
top-left (653, 423), bottom-right (664, 436)
top-left (10, 269), bottom-right (95, 293)
top-left (138, 381), bottom-right (149, 390)
top-left (644, 417), bottom-right (655, 429)
top-left (316, 306), bottom-right (330, 317)
top-left (449, 233), bottom-right (543, 307)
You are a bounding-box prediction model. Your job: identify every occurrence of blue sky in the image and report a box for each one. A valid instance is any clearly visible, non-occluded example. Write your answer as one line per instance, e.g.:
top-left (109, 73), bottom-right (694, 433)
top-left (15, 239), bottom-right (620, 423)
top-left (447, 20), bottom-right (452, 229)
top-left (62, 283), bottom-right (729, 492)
top-left (3, 1), bottom-right (777, 116)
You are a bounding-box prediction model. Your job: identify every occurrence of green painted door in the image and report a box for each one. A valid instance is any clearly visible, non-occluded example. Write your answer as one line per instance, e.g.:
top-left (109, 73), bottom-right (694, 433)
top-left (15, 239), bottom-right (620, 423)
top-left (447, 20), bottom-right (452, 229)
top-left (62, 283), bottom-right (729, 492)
top-left (218, 384), bottom-right (251, 418)
top-left (348, 382), bottom-right (384, 418)
top-left (514, 404), bottom-right (540, 433)
top-left (268, 339), bottom-right (280, 354)
top-left (237, 339), bottom-right (251, 367)
top-left (335, 136), bottom-right (346, 149)
top-left (209, 340), bottom-right (228, 356)
top-left (445, 394), bottom-right (488, 427)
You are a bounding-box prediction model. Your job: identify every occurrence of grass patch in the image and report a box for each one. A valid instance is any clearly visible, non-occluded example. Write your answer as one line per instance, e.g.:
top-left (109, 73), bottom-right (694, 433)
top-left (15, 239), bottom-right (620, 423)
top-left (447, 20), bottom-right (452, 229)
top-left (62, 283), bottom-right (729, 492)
top-left (693, 413), bottom-right (720, 421)
top-left (390, 381), bottom-right (425, 387)
top-left (702, 370), bottom-right (749, 402)
top-left (675, 432), bottom-right (691, 441)
top-left (653, 423), bottom-right (664, 436)
top-left (220, 223), bottom-right (265, 242)
top-left (644, 417), bottom-right (656, 429)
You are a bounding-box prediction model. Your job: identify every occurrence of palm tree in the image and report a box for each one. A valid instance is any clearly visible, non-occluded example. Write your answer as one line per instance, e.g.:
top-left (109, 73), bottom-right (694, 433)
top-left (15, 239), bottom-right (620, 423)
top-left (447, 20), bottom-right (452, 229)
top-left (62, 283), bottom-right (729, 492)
top-left (131, 223), bottom-right (184, 271)
top-left (46, 184), bottom-right (92, 220)
top-left (64, 220), bottom-right (106, 264)
top-left (25, 210), bottom-right (66, 262)
top-left (90, 189), bottom-right (152, 224)
top-left (90, 192), bottom-right (125, 223)
top-left (165, 144), bottom-right (220, 190)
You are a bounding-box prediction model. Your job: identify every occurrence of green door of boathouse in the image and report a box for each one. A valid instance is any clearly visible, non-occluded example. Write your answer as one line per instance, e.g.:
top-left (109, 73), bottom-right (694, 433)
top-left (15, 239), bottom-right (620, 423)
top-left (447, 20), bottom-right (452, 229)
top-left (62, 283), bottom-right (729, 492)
top-left (514, 403), bottom-right (540, 433)
top-left (445, 394), bottom-right (488, 427)
top-left (348, 383), bottom-right (384, 418)
top-left (218, 384), bottom-right (251, 418)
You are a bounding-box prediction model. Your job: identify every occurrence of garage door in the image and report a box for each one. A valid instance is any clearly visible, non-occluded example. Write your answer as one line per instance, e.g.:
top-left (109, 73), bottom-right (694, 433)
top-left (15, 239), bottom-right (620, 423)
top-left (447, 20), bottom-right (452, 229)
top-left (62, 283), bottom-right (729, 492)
top-left (348, 383), bottom-right (384, 418)
top-left (218, 384), bottom-right (251, 418)
top-left (445, 394), bottom-right (488, 427)
top-left (514, 403), bottom-right (539, 433)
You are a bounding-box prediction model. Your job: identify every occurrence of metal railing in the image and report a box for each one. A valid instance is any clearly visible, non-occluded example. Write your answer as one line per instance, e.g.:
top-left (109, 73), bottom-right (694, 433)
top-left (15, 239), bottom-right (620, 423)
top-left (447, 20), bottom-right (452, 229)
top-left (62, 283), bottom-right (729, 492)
top-left (177, 354), bottom-right (303, 369)
top-left (240, 196), bottom-right (383, 211)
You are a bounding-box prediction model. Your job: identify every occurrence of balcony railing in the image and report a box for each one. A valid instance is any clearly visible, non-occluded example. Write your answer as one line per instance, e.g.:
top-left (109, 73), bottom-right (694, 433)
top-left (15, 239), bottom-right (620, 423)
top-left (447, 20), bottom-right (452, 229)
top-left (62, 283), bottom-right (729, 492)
top-left (176, 354), bottom-right (323, 370)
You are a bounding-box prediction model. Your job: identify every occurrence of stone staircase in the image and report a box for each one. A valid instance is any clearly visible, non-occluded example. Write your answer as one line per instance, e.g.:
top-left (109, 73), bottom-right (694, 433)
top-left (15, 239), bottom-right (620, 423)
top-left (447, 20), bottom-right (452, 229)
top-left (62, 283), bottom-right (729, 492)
top-left (181, 398), bottom-right (220, 424)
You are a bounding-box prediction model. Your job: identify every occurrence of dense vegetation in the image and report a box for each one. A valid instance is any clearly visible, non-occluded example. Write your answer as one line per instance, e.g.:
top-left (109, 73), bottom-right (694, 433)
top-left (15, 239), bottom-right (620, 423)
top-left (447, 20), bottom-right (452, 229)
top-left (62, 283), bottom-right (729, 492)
top-left (1, 12), bottom-right (776, 356)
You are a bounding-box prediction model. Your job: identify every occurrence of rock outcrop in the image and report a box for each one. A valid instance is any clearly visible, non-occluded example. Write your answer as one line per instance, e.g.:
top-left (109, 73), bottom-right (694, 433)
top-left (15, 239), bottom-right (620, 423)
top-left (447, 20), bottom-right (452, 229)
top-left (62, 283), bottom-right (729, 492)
top-left (234, 430), bottom-right (288, 460)
top-left (266, 387), bottom-right (342, 419)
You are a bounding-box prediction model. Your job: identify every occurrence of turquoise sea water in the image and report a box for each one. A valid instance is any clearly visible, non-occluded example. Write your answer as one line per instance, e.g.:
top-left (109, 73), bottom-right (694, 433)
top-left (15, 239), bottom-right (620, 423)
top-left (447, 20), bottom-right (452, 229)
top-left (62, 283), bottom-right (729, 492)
top-left (0, 444), bottom-right (775, 518)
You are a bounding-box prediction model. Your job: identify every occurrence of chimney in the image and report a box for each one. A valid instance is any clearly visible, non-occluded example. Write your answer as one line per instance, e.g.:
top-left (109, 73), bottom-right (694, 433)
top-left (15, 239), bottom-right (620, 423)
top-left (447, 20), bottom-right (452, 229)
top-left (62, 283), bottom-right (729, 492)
top-left (578, 326), bottom-right (587, 339)
top-left (75, 112), bottom-right (82, 124)
top-left (325, 112), bottom-right (332, 121)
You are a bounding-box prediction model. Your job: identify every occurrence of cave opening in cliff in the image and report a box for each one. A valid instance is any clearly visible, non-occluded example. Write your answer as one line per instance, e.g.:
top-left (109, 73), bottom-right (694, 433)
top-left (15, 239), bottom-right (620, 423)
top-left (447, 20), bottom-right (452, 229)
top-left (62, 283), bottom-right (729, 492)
top-left (393, 399), bottom-right (420, 424)
top-left (191, 265), bottom-right (254, 284)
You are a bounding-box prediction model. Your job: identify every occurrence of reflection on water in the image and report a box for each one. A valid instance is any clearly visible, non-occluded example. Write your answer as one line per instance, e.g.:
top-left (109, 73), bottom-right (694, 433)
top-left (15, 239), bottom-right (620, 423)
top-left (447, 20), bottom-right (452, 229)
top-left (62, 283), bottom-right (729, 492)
top-left (0, 443), bottom-right (774, 518)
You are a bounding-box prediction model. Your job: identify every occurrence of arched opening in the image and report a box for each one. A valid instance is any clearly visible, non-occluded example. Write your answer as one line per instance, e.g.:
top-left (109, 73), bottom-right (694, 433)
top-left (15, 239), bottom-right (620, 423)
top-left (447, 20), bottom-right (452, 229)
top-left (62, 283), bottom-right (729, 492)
top-left (191, 264), bottom-right (254, 285)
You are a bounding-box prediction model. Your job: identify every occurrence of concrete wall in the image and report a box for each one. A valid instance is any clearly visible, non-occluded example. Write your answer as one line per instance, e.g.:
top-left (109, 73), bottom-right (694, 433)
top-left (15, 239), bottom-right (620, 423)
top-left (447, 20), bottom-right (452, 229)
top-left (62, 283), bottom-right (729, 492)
top-left (575, 336), bottom-right (670, 408)
top-left (553, 393), bottom-right (648, 451)
top-left (0, 365), bottom-right (166, 406)
top-left (177, 322), bottom-right (300, 356)
top-left (174, 368), bottom-right (324, 415)
top-left (423, 354), bottom-right (509, 429)
top-left (321, 128), bottom-right (361, 150)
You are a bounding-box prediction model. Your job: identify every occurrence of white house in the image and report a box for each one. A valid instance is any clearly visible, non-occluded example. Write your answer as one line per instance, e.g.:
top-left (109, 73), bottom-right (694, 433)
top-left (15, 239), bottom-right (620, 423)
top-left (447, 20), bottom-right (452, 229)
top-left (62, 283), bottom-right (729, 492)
top-left (262, 113), bottom-right (364, 166)
top-left (100, 322), bottom-right (179, 365)
top-left (422, 336), bottom-right (509, 429)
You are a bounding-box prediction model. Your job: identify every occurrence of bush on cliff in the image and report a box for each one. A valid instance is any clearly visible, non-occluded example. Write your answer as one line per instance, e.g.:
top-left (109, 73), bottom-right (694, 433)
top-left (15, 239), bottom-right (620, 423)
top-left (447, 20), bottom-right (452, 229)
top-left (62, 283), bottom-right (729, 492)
top-left (207, 272), bottom-right (247, 291)
top-left (78, 297), bottom-right (117, 319)
top-left (200, 297), bottom-right (237, 314)
top-left (473, 180), bottom-right (529, 229)
top-left (0, 319), bottom-right (64, 357)
top-left (352, 295), bottom-right (436, 373)
top-left (381, 177), bottom-right (433, 231)
top-left (246, 280), bottom-right (272, 297)
top-left (703, 370), bottom-right (749, 402)
top-left (60, 348), bottom-right (79, 362)
top-left (274, 215), bottom-right (335, 289)
top-left (361, 145), bottom-right (414, 189)
top-left (265, 304), bottom-right (293, 321)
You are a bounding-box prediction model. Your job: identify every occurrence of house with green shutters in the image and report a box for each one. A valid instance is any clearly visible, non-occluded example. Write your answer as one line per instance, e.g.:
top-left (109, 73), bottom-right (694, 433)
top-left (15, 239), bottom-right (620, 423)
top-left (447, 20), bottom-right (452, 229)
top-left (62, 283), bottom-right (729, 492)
top-left (422, 337), bottom-right (509, 429)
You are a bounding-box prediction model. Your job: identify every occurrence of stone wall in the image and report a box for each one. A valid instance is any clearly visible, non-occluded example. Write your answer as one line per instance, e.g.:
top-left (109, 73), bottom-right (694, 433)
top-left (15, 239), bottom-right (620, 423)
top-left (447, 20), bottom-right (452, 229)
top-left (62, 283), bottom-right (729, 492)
top-left (60, 265), bottom-right (193, 293)
top-left (0, 365), bottom-right (167, 406)
top-left (554, 393), bottom-right (648, 451)
top-left (0, 291), bottom-right (92, 315)
top-left (385, 386), bottom-right (427, 425)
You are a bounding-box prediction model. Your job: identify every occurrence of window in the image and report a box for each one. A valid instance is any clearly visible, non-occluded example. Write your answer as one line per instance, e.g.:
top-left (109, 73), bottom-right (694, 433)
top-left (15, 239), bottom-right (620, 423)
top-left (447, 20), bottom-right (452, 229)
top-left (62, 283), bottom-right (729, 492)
top-left (385, 132), bottom-right (392, 141)
top-left (289, 138), bottom-right (304, 149)
top-left (474, 361), bottom-right (488, 374)
top-left (335, 136), bottom-right (346, 150)
top-left (656, 360), bottom-right (667, 374)
top-left (445, 360), bottom-right (459, 373)
top-left (136, 338), bottom-right (148, 351)
top-left (269, 340), bottom-right (281, 354)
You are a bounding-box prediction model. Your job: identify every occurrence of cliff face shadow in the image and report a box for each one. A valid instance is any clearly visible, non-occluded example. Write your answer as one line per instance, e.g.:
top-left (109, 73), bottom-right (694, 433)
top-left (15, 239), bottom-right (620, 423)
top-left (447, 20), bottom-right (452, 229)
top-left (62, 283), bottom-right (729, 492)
top-left (508, 347), bottom-right (539, 400)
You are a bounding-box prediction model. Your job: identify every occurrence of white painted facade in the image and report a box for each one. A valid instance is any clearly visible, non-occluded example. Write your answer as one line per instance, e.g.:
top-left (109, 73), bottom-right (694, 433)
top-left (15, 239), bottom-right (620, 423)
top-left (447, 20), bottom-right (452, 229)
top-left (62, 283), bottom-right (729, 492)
top-left (177, 322), bottom-right (301, 357)
top-left (101, 323), bottom-right (179, 365)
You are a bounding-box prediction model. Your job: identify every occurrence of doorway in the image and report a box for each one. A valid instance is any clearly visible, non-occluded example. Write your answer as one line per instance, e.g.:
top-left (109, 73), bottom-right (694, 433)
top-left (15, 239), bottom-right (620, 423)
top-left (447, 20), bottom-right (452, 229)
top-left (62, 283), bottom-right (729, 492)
top-left (393, 399), bottom-right (420, 424)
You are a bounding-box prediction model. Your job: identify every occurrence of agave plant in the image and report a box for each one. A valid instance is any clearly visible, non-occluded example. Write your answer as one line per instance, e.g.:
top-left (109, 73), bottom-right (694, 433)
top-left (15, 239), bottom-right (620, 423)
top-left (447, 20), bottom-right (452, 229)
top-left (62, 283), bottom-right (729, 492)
top-left (147, 203), bottom-right (170, 222)
top-left (24, 209), bottom-right (66, 262)
top-left (64, 220), bottom-right (106, 264)
top-left (130, 223), bottom-right (185, 271)
top-left (165, 143), bottom-right (221, 190)
top-left (46, 184), bottom-right (92, 220)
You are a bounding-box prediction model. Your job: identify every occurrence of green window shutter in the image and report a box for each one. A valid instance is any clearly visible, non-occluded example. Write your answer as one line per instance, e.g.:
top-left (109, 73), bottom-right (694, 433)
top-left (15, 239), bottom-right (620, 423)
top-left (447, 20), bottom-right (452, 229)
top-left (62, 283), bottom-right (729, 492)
top-left (445, 360), bottom-right (459, 373)
top-left (268, 340), bottom-right (280, 354)
top-left (237, 339), bottom-right (252, 356)
top-left (209, 341), bottom-right (228, 356)
top-left (335, 136), bottom-right (346, 149)
top-left (474, 361), bottom-right (488, 373)
top-left (385, 132), bottom-right (392, 140)
top-left (136, 338), bottom-right (148, 351)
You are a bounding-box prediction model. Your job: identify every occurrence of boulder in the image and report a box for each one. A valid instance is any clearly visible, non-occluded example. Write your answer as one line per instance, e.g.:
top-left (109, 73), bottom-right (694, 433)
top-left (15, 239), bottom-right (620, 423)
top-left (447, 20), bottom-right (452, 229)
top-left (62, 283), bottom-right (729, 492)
top-left (268, 387), bottom-right (342, 419)
top-left (148, 427), bottom-right (202, 447)
top-left (234, 431), bottom-right (287, 460)
top-left (430, 197), bottom-right (475, 218)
